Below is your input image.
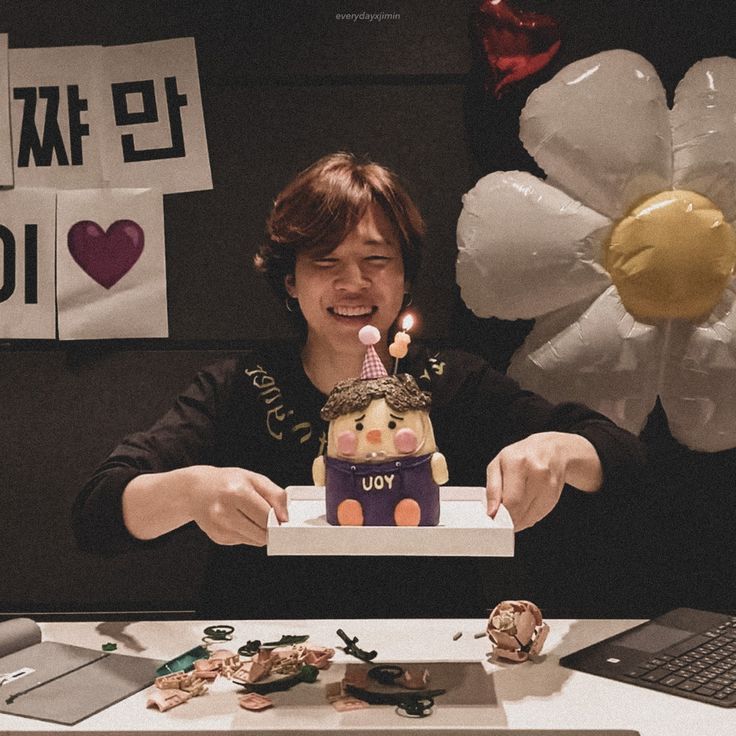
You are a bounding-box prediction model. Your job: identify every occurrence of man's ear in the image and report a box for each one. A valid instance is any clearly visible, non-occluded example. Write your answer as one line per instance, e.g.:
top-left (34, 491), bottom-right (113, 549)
top-left (402, 281), bottom-right (412, 308)
top-left (284, 273), bottom-right (297, 298)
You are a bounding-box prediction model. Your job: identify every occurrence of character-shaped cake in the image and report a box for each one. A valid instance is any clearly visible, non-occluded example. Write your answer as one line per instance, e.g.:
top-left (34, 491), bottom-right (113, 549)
top-left (312, 326), bottom-right (448, 526)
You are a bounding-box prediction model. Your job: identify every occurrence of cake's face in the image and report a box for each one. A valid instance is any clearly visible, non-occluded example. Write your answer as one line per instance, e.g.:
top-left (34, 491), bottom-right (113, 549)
top-left (326, 396), bottom-right (437, 463)
top-left (319, 373), bottom-right (444, 526)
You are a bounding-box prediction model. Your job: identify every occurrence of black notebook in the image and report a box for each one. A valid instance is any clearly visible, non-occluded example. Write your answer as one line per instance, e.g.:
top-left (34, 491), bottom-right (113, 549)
top-left (0, 617), bottom-right (163, 725)
top-left (560, 607), bottom-right (736, 707)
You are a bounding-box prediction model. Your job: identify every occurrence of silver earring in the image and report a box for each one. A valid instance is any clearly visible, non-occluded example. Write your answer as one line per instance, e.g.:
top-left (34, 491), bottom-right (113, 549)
top-left (285, 296), bottom-right (299, 313)
top-left (402, 292), bottom-right (413, 309)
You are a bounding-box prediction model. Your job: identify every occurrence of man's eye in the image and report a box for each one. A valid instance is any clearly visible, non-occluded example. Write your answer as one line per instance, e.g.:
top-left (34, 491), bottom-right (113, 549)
top-left (366, 255), bottom-right (390, 263)
top-left (388, 420), bottom-right (397, 429)
top-left (355, 422), bottom-right (364, 431)
top-left (314, 258), bottom-right (337, 267)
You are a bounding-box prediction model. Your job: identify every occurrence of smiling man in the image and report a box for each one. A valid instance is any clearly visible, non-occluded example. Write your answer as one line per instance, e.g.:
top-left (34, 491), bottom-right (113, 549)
top-left (73, 152), bottom-right (645, 619)
top-left (284, 202), bottom-right (407, 395)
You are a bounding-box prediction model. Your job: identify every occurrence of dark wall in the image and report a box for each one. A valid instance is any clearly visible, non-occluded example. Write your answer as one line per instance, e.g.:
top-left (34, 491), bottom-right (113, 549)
top-left (2, 0), bottom-right (735, 617)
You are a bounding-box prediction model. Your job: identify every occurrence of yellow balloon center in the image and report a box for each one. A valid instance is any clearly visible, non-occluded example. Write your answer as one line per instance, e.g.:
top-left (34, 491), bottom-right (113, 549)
top-left (606, 190), bottom-right (736, 322)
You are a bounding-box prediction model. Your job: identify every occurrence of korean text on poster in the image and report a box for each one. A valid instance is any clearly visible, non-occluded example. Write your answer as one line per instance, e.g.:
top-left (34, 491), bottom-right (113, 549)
top-left (0, 188), bottom-right (56, 338)
top-left (9, 38), bottom-right (211, 194)
top-left (100, 37), bottom-right (212, 194)
top-left (9, 45), bottom-right (105, 190)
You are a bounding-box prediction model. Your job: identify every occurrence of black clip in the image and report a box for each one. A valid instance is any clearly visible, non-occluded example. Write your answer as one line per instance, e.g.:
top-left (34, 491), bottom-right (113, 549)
top-left (238, 640), bottom-right (262, 657)
top-left (237, 633), bottom-right (309, 658)
top-left (344, 684), bottom-right (444, 711)
top-left (202, 625), bottom-right (234, 641)
top-left (396, 695), bottom-right (435, 718)
top-left (368, 664), bottom-right (404, 685)
top-left (336, 629), bottom-right (378, 662)
top-left (264, 634), bottom-right (309, 647)
top-left (202, 625), bottom-right (235, 650)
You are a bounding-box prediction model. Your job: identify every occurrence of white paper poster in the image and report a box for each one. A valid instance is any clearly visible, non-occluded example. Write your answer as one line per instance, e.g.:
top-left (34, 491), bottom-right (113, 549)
top-left (56, 188), bottom-right (168, 339)
top-left (0, 34), bottom-right (13, 187)
top-left (9, 46), bottom-right (105, 190)
top-left (0, 188), bottom-right (57, 338)
top-left (100, 37), bottom-right (212, 194)
top-left (8, 38), bottom-right (211, 195)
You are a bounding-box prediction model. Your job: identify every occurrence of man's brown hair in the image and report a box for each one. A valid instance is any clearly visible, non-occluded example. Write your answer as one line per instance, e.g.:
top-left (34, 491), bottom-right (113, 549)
top-left (254, 152), bottom-right (425, 304)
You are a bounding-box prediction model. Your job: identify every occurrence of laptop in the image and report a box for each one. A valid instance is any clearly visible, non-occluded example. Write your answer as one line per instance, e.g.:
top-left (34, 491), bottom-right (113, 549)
top-left (560, 608), bottom-right (736, 707)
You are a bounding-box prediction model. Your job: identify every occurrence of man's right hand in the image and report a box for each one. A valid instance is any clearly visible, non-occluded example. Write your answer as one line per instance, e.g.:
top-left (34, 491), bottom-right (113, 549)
top-left (184, 466), bottom-right (289, 546)
top-left (122, 465), bottom-right (288, 547)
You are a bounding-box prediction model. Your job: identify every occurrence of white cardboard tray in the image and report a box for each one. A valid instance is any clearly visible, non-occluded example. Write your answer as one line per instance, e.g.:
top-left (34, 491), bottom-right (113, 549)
top-left (267, 486), bottom-right (514, 557)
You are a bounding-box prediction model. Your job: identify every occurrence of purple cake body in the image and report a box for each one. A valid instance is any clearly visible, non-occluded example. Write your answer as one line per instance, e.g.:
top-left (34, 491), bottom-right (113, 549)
top-left (325, 453), bottom-right (440, 526)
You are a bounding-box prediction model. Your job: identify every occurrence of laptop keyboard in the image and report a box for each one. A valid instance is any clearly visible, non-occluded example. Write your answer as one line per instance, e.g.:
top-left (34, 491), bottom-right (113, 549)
top-left (623, 615), bottom-right (736, 706)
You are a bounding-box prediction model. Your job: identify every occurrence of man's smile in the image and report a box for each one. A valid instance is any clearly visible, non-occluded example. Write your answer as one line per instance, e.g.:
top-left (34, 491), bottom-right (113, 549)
top-left (328, 305), bottom-right (378, 318)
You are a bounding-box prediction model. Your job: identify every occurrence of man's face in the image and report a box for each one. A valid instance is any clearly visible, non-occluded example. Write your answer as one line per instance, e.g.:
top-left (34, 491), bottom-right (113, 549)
top-left (326, 397), bottom-right (436, 463)
top-left (285, 204), bottom-right (406, 352)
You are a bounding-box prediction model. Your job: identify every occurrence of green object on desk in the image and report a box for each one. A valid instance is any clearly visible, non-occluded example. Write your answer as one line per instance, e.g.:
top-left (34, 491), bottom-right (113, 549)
top-left (101, 642), bottom-right (117, 652)
top-left (154, 645), bottom-right (210, 677)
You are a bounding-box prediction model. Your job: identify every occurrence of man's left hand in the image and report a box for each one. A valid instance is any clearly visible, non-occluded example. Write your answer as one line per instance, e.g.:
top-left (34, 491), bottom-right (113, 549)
top-left (486, 432), bottom-right (603, 531)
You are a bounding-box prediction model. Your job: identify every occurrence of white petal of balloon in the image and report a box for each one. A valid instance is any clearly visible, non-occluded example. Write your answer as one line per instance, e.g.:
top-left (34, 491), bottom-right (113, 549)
top-left (520, 50), bottom-right (672, 220)
top-left (456, 171), bottom-right (612, 320)
top-left (508, 286), bottom-right (661, 435)
top-left (660, 284), bottom-right (736, 452)
top-left (672, 57), bottom-right (736, 222)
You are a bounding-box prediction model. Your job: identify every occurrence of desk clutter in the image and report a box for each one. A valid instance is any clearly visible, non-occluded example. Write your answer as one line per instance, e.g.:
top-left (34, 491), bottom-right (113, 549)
top-left (145, 623), bottom-right (478, 718)
top-left (148, 625), bottom-right (336, 713)
top-left (0, 605), bottom-right (552, 724)
top-left (3, 610), bottom-right (733, 733)
top-left (143, 604), bottom-right (550, 720)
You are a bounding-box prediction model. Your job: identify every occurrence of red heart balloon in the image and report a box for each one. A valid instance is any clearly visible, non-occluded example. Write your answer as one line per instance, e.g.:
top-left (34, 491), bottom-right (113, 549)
top-left (475, 0), bottom-right (562, 98)
top-left (67, 219), bottom-right (145, 289)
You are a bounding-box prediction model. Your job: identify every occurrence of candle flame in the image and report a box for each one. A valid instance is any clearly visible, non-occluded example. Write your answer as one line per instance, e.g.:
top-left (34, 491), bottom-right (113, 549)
top-left (401, 313), bottom-right (414, 331)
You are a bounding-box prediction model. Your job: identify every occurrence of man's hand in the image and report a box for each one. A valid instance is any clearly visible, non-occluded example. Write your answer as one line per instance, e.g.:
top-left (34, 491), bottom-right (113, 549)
top-left (486, 432), bottom-right (602, 531)
top-left (123, 465), bottom-right (289, 547)
top-left (184, 466), bottom-right (289, 546)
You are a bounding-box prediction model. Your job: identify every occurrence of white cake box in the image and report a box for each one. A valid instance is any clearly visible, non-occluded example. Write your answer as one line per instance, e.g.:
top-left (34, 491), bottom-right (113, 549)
top-left (267, 486), bottom-right (514, 556)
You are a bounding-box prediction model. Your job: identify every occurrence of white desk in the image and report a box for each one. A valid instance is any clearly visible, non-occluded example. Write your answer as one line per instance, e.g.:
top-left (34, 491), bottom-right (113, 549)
top-left (0, 618), bottom-right (732, 735)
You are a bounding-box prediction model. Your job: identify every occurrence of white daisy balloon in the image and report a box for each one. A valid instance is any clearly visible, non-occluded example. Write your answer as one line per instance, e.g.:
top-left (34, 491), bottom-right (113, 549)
top-left (457, 50), bottom-right (736, 452)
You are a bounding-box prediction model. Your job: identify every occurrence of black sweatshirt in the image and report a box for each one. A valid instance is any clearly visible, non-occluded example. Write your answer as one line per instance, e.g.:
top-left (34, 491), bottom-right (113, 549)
top-left (73, 343), bottom-right (646, 618)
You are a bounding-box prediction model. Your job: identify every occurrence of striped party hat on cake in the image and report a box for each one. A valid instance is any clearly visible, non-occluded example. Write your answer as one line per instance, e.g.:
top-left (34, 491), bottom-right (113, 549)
top-left (358, 325), bottom-right (388, 379)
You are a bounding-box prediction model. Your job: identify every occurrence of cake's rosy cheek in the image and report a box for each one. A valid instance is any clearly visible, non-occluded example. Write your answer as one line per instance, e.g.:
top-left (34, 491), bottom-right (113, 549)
top-left (336, 430), bottom-right (358, 456)
top-left (394, 428), bottom-right (418, 454)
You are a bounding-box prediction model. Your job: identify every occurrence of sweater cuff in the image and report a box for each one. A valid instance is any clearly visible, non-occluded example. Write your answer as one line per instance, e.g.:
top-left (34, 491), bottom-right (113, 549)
top-left (571, 420), bottom-right (647, 500)
top-left (72, 466), bottom-right (153, 555)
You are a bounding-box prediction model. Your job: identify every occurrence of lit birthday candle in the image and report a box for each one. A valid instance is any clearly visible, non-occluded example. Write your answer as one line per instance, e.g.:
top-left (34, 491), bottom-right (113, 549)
top-left (389, 313), bottom-right (414, 374)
